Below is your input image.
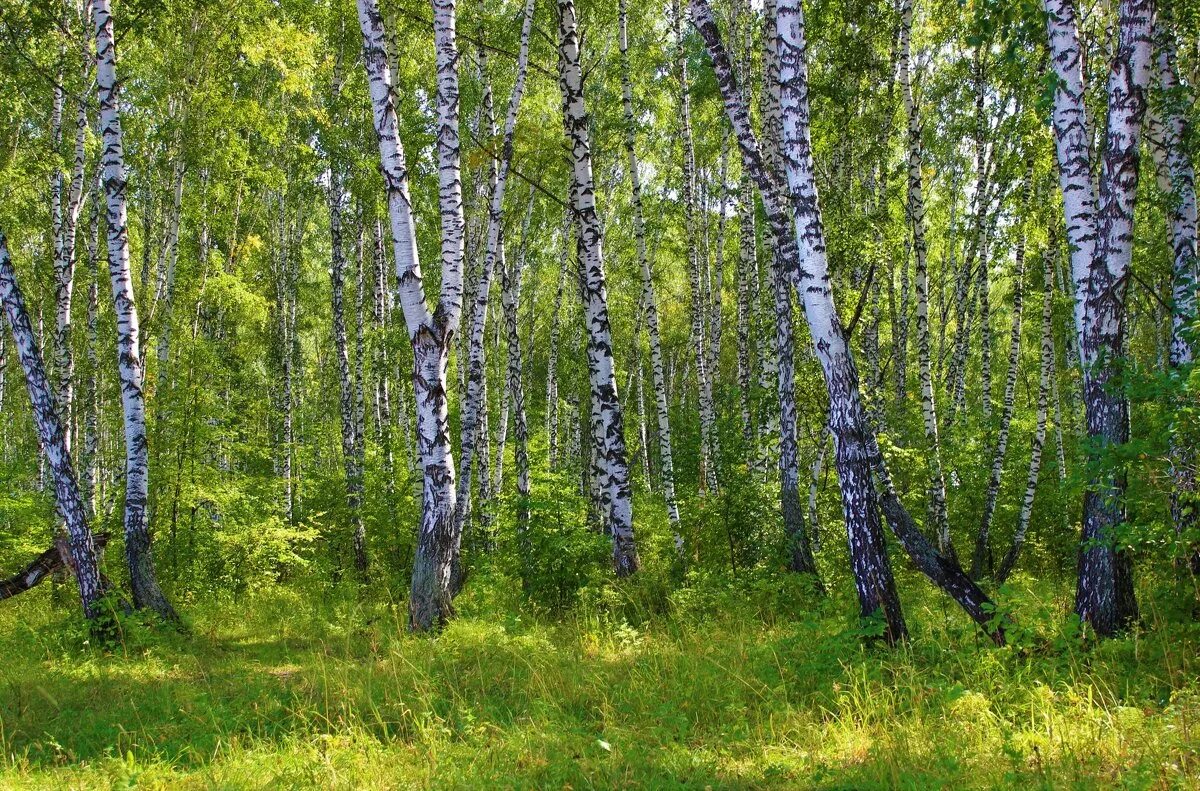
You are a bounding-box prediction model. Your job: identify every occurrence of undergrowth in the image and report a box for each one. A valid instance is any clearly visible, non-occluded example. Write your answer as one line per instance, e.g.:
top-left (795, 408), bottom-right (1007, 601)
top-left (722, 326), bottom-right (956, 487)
top-left (1, 570), bottom-right (1198, 789)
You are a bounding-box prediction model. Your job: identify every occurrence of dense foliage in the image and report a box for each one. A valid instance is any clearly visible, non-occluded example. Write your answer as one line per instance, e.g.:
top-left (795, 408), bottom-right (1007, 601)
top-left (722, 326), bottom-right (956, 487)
top-left (0, 0), bottom-right (1198, 785)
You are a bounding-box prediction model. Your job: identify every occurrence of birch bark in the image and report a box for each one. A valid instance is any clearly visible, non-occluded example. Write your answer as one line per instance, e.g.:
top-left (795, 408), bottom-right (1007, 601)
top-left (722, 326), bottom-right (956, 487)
top-left (559, 0), bottom-right (640, 575)
top-left (1, 230), bottom-right (105, 620)
top-left (94, 0), bottom-right (177, 622)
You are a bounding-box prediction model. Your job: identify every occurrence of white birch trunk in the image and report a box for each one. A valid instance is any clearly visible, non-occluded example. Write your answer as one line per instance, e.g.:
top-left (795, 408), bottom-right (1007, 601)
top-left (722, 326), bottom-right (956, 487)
top-left (997, 245), bottom-right (1057, 583)
top-left (53, 91), bottom-right (88, 456)
top-left (620, 0), bottom-right (681, 537)
top-left (93, 0), bottom-right (177, 622)
top-left (358, 0), bottom-right (466, 630)
top-left (899, 0), bottom-right (953, 560)
top-left (1147, 25), bottom-right (1198, 559)
top-left (1, 230), bottom-right (106, 619)
top-left (546, 220), bottom-right (569, 471)
top-left (328, 175), bottom-right (366, 576)
top-left (559, 0), bottom-right (639, 575)
top-left (1044, 0), bottom-right (1152, 634)
top-left (672, 0), bottom-right (718, 492)
top-left (694, 0), bottom-right (1006, 643)
top-left (974, 166), bottom-right (1032, 579)
top-left (453, 0), bottom-right (534, 540)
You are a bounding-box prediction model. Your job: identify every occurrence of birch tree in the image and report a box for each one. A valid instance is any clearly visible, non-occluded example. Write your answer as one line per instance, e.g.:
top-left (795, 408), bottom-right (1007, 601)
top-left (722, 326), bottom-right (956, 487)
top-left (973, 166), bottom-right (1032, 579)
top-left (453, 0), bottom-right (535, 540)
top-left (1146, 22), bottom-right (1198, 567)
top-left (1043, 0), bottom-right (1152, 635)
top-left (558, 0), bottom-right (640, 575)
top-left (898, 0), bottom-right (952, 560)
top-left (93, 0), bottom-right (177, 623)
top-left (1, 230), bottom-right (105, 621)
top-left (619, 0), bottom-right (681, 539)
top-left (357, 0), bottom-right (467, 630)
top-left (997, 244), bottom-right (1057, 583)
top-left (693, 0), bottom-right (1004, 643)
top-left (327, 172), bottom-right (366, 575)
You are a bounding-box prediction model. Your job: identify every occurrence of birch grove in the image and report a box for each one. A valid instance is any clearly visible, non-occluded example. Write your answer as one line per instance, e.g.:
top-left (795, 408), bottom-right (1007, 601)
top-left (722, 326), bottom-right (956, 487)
top-left (0, 0), bottom-right (1195, 653)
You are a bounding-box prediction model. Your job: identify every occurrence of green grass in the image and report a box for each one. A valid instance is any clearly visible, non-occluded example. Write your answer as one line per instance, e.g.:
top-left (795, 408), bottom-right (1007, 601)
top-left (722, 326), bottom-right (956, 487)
top-left (1, 575), bottom-right (1199, 789)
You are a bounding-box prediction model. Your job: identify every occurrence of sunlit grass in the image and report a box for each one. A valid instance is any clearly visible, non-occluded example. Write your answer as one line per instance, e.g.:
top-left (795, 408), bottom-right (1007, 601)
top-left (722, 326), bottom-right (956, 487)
top-left (0, 575), bottom-right (1198, 789)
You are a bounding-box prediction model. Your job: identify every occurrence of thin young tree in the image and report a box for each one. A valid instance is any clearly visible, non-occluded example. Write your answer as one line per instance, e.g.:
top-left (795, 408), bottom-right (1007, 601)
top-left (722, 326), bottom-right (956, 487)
top-left (974, 165), bottom-right (1033, 579)
top-left (619, 0), bottom-right (682, 542)
top-left (558, 0), bottom-right (640, 575)
top-left (453, 0), bottom-right (535, 541)
top-left (327, 172), bottom-right (367, 575)
top-left (898, 0), bottom-right (953, 560)
top-left (997, 243), bottom-right (1057, 583)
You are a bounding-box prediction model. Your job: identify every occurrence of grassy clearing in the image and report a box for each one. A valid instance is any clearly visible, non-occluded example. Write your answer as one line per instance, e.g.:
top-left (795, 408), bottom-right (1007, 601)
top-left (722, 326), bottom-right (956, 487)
top-left (0, 575), bottom-right (1198, 789)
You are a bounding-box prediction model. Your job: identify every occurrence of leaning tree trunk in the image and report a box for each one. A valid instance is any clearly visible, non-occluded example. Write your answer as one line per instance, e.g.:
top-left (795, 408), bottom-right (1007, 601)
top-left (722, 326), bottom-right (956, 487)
top-left (93, 0), bottom-right (177, 623)
top-left (1044, 0), bottom-right (1150, 636)
top-left (899, 0), bottom-right (953, 560)
top-left (973, 166), bottom-right (1032, 579)
top-left (558, 0), bottom-right (640, 576)
top-left (997, 244), bottom-right (1057, 583)
top-left (760, 0), bottom-right (818, 570)
top-left (358, 0), bottom-right (466, 631)
top-left (694, 0), bottom-right (1006, 644)
top-left (694, 0), bottom-right (891, 634)
top-left (0, 230), bottom-right (105, 620)
top-left (327, 172), bottom-right (367, 576)
top-left (619, 0), bottom-right (682, 541)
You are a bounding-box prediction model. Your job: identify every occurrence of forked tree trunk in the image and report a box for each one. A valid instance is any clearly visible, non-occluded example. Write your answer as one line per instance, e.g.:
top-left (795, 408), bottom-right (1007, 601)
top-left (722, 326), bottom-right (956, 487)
top-left (558, 0), bottom-right (640, 576)
top-left (359, 0), bottom-right (466, 630)
top-left (1043, 0), bottom-right (1150, 635)
top-left (93, 0), bottom-right (177, 623)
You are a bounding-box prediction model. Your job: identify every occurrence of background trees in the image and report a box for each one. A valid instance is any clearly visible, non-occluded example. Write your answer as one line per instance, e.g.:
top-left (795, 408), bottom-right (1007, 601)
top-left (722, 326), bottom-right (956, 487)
top-left (0, 0), bottom-right (1195, 648)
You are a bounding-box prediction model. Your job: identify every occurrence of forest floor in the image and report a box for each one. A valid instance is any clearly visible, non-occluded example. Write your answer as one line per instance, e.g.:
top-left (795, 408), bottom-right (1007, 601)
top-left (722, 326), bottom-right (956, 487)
top-left (1, 574), bottom-right (1199, 789)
